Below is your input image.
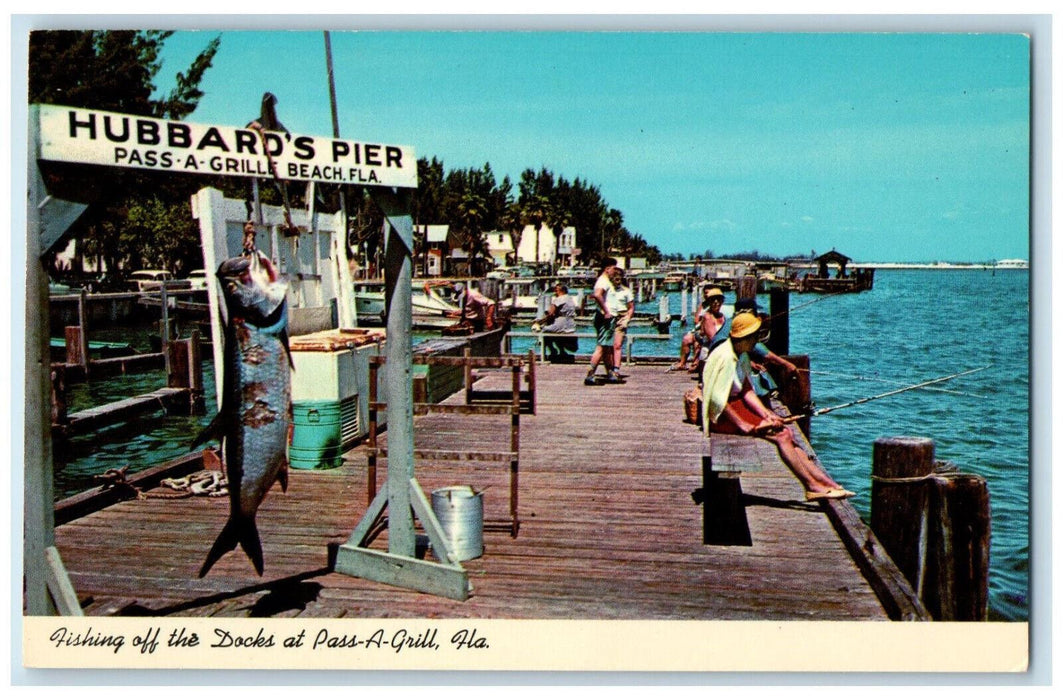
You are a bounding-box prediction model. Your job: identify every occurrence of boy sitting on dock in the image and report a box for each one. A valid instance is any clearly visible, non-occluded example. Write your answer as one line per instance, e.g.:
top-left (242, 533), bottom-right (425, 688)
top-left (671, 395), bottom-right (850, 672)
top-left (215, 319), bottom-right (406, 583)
top-left (701, 312), bottom-right (853, 501)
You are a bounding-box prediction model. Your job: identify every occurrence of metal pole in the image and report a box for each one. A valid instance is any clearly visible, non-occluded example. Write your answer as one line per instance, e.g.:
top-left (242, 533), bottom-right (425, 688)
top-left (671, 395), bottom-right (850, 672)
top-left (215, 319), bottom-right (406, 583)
top-left (324, 31), bottom-right (355, 328)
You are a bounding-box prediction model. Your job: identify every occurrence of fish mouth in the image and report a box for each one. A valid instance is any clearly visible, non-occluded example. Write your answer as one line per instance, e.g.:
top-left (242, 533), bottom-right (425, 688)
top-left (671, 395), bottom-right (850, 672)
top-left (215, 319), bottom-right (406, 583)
top-left (217, 253), bottom-right (288, 323)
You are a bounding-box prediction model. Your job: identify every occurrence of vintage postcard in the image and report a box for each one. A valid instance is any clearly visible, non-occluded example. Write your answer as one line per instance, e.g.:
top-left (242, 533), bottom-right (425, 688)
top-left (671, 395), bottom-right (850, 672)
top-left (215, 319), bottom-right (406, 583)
top-left (11, 14), bottom-right (1044, 681)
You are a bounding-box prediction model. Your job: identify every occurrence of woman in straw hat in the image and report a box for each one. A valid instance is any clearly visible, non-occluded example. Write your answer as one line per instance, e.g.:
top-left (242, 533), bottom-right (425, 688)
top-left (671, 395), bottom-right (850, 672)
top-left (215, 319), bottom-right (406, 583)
top-left (670, 285), bottom-right (726, 372)
top-left (701, 312), bottom-right (854, 501)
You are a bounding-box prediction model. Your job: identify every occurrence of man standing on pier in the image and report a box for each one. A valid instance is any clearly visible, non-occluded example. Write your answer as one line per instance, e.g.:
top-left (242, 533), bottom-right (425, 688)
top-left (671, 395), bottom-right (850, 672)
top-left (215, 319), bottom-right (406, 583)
top-left (584, 257), bottom-right (624, 385)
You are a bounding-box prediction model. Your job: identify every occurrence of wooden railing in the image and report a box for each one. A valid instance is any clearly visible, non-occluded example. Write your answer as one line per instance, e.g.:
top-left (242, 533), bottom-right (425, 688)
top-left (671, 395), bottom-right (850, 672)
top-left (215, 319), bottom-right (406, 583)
top-left (366, 349), bottom-right (537, 536)
top-left (505, 330), bottom-right (672, 363)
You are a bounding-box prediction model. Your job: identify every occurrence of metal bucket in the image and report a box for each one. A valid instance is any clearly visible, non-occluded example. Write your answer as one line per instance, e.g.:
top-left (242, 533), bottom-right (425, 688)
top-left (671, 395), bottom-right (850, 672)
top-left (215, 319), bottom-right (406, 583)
top-left (290, 401), bottom-right (344, 470)
top-left (431, 486), bottom-right (484, 561)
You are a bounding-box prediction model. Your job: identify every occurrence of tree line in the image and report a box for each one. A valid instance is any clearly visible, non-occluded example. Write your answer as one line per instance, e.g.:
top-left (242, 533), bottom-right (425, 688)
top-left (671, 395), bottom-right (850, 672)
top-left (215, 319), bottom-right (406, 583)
top-left (30, 30), bottom-right (662, 283)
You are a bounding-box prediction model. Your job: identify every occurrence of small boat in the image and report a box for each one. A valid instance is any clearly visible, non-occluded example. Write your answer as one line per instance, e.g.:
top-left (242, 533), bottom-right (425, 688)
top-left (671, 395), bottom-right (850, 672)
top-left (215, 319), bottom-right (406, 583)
top-left (662, 272), bottom-right (686, 291)
top-left (354, 290), bottom-right (386, 321)
top-left (353, 282), bottom-right (461, 325)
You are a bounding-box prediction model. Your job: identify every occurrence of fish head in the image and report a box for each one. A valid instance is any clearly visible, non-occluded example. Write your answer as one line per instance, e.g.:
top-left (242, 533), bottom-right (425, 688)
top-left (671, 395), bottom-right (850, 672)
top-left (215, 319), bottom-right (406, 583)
top-left (216, 253), bottom-right (289, 325)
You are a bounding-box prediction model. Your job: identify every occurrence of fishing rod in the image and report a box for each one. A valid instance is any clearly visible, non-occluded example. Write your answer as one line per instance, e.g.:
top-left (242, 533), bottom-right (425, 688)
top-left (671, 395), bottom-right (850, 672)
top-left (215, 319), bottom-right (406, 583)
top-left (776, 289), bottom-right (852, 317)
top-left (800, 368), bottom-right (986, 399)
top-left (782, 365), bottom-right (991, 423)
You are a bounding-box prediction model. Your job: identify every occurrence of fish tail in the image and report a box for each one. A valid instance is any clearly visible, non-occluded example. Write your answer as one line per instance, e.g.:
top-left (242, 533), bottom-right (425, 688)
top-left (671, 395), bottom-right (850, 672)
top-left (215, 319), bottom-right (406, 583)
top-left (198, 516), bottom-right (264, 577)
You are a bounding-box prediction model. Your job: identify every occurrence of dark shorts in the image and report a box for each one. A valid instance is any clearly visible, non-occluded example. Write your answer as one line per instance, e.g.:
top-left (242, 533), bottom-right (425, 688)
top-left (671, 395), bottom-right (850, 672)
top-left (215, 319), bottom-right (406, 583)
top-left (594, 314), bottom-right (617, 347)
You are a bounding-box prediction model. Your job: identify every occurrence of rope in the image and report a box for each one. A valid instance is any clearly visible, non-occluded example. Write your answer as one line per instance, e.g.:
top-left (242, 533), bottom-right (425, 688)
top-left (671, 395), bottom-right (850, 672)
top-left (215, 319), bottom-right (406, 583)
top-left (156, 470), bottom-right (229, 498)
top-left (870, 473), bottom-right (937, 484)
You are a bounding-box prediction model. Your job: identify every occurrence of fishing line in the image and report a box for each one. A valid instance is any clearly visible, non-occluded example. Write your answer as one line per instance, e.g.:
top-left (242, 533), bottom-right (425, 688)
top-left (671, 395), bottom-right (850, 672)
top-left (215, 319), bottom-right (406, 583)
top-left (782, 365), bottom-right (991, 423)
top-left (774, 289), bottom-right (852, 317)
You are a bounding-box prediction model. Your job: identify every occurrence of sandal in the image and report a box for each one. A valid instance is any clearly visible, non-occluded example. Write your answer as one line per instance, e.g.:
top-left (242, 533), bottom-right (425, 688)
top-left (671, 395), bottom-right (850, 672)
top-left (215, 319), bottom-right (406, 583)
top-left (667, 363), bottom-right (686, 372)
top-left (805, 488), bottom-right (855, 501)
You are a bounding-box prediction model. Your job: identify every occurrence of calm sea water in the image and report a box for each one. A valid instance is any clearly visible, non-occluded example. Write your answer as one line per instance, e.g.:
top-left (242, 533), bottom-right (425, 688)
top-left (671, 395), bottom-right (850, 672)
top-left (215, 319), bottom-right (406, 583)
top-left (53, 268), bottom-right (1029, 621)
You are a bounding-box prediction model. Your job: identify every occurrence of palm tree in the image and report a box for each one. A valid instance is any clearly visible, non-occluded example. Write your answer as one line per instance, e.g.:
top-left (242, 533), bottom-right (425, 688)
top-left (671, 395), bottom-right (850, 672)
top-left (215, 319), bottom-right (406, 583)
top-left (603, 208), bottom-right (624, 261)
top-left (549, 206), bottom-right (572, 272)
top-left (498, 201), bottom-right (523, 266)
top-left (456, 192), bottom-right (488, 276)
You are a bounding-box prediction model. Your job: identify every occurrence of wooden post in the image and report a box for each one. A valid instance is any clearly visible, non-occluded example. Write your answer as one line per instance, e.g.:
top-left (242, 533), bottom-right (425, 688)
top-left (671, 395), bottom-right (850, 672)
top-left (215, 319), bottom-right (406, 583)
top-left (871, 437), bottom-right (936, 604)
top-left (50, 364), bottom-right (67, 425)
top-left (774, 354), bottom-right (810, 437)
top-left (700, 457), bottom-right (752, 546)
top-left (168, 332), bottom-right (205, 414)
top-left (159, 282), bottom-right (171, 376)
top-left (77, 288), bottom-right (90, 371)
top-left (167, 336), bottom-right (188, 389)
top-left (768, 287), bottom-right (790, 356)
top-left (871, 437), bottom-right (990, 621)
top-left (923, 472), bottom-right (991, 621)
top-left (64, 326), bottom-right (85, 369)
top-left (737, 274), bottom-right (758, 300)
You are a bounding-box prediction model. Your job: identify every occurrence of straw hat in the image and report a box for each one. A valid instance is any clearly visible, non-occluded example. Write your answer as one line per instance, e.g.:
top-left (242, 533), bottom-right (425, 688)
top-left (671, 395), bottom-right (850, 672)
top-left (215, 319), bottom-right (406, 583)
top-left (703, 287), bottom-right (724, 300)
top-left (729, 312), bottom-right (762, 339)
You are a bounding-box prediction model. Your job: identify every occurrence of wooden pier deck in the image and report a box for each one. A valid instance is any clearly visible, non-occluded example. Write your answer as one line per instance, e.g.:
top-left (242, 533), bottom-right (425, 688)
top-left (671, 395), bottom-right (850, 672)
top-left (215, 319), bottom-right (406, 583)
top-left (52, 363), bottom-right (914, 620)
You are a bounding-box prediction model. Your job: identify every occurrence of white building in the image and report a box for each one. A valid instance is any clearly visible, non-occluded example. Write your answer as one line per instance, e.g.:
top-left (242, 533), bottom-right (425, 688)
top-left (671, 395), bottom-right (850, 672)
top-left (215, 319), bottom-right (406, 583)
top-left (484, 230), bottom-right (515, 267)
top-left (415, 224), bottom-right (450, 276)
top-left (515, 224), bottom-right (577, 267)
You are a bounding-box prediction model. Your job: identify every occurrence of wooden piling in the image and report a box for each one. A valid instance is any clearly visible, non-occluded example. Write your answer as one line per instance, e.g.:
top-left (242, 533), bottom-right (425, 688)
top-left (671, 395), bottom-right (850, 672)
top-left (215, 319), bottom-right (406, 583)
top-left (64, 326), bottom-right (85, 370)
top-left (774, 354), bottom-right (810, 437)
top-left (50, 364), bottom-right (66, 425)
top-left (870, 437), bottom-right (990, 620)
top-left (77, 289), bottom-right (89, 371)
top-left (167, 331), bottom-right (205, 414)
top-left (923, 471), bottom-right (991, 621)
top-left (768, 287), bottom-right (790, 356)
top-left (737, 274), bottom-right (758, 300)
top-left (871, 436), bottom-right (935, 595)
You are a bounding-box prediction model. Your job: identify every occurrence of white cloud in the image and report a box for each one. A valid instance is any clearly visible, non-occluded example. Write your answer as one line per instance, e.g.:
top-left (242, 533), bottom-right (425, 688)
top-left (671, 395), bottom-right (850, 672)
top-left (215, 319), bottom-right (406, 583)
top-left (672, 219), bottom-right (737, 232)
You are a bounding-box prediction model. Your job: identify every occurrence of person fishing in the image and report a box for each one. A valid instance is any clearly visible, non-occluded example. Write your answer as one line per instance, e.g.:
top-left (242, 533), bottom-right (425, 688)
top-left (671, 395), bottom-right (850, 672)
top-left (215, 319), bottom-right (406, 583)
top-left (701, 311), bottom-right (853, 501)
top-left (708, 297), bottom-right (799, 399)
top-left (670, 285), bottom-right (726, 372)
top-left (447, 281), bottom-right (497, 332)
top-left (532, 283), bottom-right (578, 363)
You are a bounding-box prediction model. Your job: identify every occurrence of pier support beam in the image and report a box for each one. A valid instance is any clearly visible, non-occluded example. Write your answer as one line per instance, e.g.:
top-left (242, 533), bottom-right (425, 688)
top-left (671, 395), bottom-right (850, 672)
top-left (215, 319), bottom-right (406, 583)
top-left (737, 274), bottom-right (758, 300)
top-left (697, 457), bottom-right (752, 546)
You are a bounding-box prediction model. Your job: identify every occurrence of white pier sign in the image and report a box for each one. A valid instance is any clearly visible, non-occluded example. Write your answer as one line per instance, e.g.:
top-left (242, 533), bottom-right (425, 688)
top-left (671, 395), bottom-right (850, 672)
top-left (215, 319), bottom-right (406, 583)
top-left (37, 104), bottom-right (417, 188)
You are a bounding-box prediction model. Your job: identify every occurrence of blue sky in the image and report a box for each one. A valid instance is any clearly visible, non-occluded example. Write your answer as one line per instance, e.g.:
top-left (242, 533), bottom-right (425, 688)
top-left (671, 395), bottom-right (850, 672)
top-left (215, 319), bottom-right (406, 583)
top-left (157, 30), bottom-right (1030, 263)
